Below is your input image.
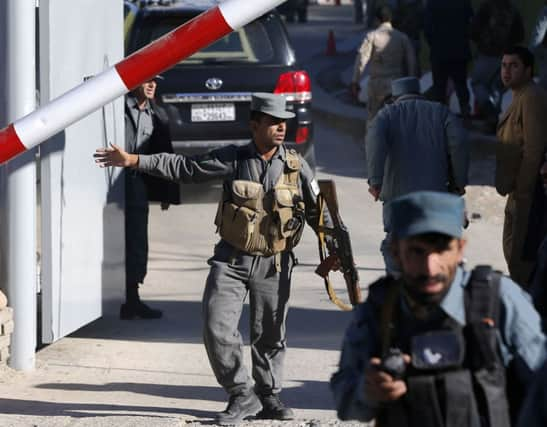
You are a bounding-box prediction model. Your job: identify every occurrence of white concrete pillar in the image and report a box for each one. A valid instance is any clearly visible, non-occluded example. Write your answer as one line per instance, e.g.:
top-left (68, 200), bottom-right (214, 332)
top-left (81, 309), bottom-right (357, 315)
top-left (0, 0), bottom-right (38, 371)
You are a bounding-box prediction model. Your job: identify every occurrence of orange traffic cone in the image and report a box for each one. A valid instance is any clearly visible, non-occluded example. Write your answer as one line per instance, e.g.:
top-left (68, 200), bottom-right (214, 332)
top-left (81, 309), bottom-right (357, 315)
top-left (326, 30), bottom-right (337, 56)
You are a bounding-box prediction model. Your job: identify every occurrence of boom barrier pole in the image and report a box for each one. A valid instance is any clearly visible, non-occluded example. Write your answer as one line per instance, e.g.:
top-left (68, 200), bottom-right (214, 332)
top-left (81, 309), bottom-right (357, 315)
top-left (0, 0), bottom-right (287, 165)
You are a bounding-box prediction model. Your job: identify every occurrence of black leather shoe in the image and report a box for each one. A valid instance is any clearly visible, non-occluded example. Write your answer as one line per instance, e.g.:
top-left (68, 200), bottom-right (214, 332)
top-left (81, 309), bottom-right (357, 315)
top-left (120, 301), bottom-right (163, 320)
top-left (216, 392), bottom-right (262, 425)
top-left (256, 394), bottom-right (294, 420)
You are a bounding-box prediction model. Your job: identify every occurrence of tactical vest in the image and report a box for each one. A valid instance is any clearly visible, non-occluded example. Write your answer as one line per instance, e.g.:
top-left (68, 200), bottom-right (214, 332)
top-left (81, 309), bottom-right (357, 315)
top-left (368, 266), bottom-right (510, 427)
top-left (214, 149), bottom-right (305, 256)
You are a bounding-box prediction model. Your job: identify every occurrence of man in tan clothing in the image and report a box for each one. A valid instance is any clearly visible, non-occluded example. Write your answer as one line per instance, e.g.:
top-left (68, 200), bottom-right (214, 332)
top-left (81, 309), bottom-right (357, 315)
top-left (496, 46), bottom-right (547, 286)
top-left (350, 5), bottom-right (417, 128)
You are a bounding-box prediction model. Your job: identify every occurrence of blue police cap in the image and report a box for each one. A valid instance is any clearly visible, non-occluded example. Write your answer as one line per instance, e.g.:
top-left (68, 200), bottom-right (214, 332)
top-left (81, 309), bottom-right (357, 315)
top-left (391, 76), bottom-right (420, 97)
top-left (389, 191), bottom-right (465, 239)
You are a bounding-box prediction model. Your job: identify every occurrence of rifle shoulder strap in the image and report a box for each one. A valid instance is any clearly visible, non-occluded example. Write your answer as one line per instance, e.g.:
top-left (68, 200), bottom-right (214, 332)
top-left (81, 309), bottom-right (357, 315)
top-left (464, 265), bottom-right (502, 325)
top-left (463, 266), bottom-right (513, 427)
top-left (369, 277), bottom-right (402, 356)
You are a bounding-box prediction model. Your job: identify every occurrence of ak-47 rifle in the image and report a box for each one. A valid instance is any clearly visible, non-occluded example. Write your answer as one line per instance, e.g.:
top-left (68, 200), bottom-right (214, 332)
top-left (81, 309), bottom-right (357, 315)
top-left (315, 180), bottom-right (362, 311)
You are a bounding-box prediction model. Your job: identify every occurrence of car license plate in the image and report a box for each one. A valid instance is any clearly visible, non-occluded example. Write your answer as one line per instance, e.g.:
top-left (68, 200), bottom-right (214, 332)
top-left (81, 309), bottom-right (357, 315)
top-left (191, 103), bottom-right (235, 122)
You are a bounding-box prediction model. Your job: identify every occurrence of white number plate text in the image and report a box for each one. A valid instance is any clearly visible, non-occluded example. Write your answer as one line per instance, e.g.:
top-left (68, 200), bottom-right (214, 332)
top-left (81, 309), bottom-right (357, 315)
top-left (191, 103), bottom-right (235, 122)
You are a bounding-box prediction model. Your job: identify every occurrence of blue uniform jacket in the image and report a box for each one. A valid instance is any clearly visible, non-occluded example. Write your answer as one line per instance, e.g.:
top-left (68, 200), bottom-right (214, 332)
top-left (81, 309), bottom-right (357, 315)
top-left (330, 266), bottom-right (547, 422)
top-left (366, 95), bottom-right (469, 202)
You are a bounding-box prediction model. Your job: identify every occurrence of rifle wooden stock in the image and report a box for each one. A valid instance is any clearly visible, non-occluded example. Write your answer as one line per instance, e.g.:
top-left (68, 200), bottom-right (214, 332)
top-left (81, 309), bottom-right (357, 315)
top-left (316, 180), bottom-right (362, 309)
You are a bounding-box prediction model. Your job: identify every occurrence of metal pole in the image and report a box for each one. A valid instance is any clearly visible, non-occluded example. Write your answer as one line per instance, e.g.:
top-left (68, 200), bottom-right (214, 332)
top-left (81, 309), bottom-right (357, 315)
top-left (0, 0), bottom-right (37, 371)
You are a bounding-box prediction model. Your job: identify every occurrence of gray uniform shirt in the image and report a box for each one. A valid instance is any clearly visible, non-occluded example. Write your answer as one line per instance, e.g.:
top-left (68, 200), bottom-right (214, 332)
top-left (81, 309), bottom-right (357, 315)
top-left (125, 96), bottom-right (155, 208)
top-left (126, 96), bottom-right (154, 154)
top-left (137, 142), bottom-right (327, 233)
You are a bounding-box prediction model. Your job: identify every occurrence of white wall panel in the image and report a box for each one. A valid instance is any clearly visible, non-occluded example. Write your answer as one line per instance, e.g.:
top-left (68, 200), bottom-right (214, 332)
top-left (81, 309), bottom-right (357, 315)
top-left (40, 0), bottom-right (124, 342)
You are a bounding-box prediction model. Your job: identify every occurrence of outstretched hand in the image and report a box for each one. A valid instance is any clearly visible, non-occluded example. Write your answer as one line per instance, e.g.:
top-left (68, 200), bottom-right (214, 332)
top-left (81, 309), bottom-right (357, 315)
top-left (94, 144), bottom-right (138, 168)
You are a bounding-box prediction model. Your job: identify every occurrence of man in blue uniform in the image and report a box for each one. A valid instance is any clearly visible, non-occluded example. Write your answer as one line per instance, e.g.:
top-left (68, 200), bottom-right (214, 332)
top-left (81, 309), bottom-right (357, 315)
top-left (331, 191), bottom-right (546, 426)
top-left (366, 77), bottom-right (469, 274)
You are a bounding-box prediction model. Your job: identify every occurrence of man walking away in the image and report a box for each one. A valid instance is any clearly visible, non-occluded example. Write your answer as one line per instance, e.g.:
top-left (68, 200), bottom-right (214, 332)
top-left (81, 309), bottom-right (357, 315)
top-left (392, 0), bottom-right (424, 73)
top-left (424, 0), bottom-right (474, 118)
top-left (351, 5), bottom-right (417, 129)
top-left (366, 77), bottom-right (469, 274)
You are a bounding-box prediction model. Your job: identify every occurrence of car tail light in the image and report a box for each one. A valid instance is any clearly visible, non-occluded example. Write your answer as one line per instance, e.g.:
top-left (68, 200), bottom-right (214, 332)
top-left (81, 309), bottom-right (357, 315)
top-left (274, 71), bottom-right (312, 102)
top-left (295, 127), bottom-right (309, 144)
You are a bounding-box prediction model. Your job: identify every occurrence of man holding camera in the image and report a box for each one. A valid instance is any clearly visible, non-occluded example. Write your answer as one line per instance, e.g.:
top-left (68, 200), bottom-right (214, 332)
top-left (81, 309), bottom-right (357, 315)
top-left (331, 191), bottom-right (546, 426)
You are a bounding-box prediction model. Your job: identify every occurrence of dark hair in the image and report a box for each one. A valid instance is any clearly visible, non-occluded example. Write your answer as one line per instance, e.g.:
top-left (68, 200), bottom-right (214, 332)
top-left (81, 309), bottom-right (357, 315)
top-left (250, 110), bottom-right (267, 123)
top-left (503, 45), bottom-right (535, 70)
top-left (375, 5), bottom-right (392, 23)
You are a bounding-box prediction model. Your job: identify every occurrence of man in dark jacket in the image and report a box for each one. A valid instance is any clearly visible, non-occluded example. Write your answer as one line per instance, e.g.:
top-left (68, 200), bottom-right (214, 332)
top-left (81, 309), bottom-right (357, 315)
top-left (424, 0), bottom-right (473, 117)
top-left (122, 75), bottom-right (178, 320)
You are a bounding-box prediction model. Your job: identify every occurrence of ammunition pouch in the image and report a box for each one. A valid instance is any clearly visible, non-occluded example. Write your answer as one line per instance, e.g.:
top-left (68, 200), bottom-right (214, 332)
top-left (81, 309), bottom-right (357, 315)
top-left (214, 150), bottom-right (304, 256)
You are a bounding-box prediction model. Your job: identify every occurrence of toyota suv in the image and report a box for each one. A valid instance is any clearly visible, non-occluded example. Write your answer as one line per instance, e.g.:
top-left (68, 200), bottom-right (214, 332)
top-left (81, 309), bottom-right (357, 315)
top-left (125, 0), bottom-right (315, 174)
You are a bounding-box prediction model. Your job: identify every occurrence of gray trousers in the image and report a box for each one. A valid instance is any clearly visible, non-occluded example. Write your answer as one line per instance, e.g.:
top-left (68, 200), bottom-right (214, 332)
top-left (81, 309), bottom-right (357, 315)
top-left (202, 240), bottom-right (295, 396)
top-left (125, 172), bottom-right (149, 285)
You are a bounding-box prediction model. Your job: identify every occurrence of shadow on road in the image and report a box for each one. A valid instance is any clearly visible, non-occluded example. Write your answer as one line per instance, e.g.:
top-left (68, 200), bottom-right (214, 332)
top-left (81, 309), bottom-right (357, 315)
top-left (0, 397), bottom-right (211, 419)
top-left (72, 300), bottom-right (352, 352)
top-left (33, 379), bottom-right (335, 412)
top-left (32, 381), bottom-right (334, 418)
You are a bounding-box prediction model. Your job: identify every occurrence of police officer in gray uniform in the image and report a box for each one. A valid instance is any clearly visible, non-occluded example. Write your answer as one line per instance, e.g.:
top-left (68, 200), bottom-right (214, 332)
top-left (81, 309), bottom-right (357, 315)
top-left (330, 191), bottom-right (546, 426)
top-left (95, 93), bottom-right (332, 425)
top-left (123, 75), bottom-right (178, 320)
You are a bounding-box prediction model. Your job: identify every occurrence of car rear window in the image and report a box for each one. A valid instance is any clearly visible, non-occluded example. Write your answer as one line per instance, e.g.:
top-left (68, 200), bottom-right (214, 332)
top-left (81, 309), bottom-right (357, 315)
top-left (134, 15), bottom-right (275, 64)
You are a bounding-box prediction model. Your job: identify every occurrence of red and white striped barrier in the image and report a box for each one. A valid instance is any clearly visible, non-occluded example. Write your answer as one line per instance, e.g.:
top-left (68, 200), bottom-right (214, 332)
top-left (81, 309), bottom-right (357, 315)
top-left (0, 0), bottom-right (286, 165)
